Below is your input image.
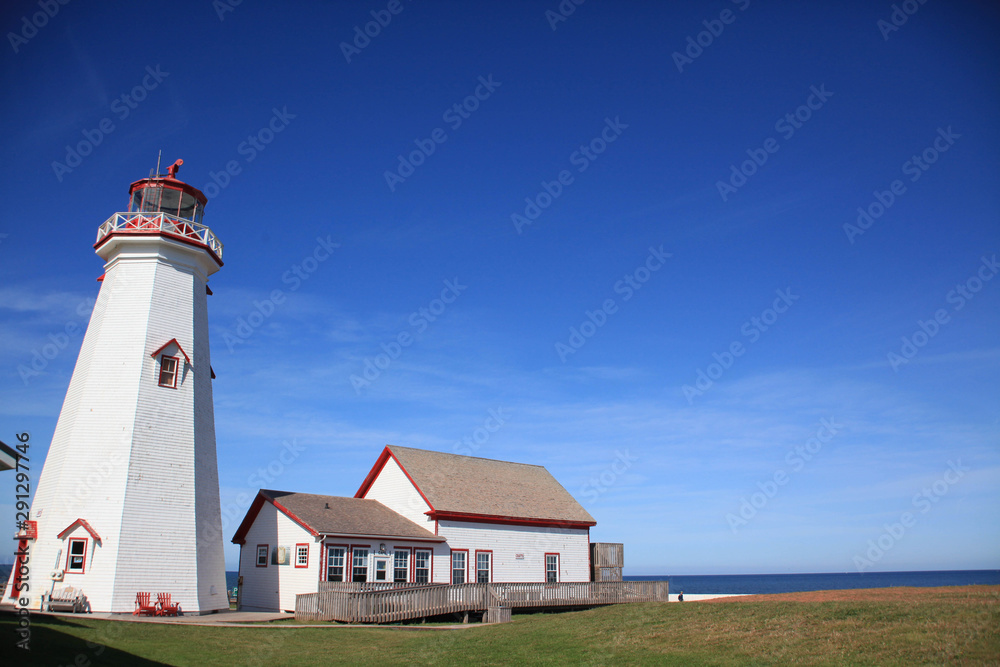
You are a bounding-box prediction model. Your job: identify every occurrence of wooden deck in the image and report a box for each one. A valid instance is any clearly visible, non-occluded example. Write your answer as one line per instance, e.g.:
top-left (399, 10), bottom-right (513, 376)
top-left (295, 580), bottom-right (669, 624)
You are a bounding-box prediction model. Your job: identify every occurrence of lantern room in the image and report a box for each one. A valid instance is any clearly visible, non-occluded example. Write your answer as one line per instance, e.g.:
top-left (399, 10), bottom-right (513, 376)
top-left (127, 159), bottom-right (207, 224)
top-left (95, 158), bottom-right (224, 264)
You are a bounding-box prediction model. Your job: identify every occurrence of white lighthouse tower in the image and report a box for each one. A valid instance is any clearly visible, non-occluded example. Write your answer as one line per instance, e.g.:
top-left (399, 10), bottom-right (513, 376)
top-left (4, 160), bottom-right (229, 613)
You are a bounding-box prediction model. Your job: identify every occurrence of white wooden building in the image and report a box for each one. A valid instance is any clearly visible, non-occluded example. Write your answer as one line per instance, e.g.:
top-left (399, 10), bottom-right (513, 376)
top-left (233, 446), bottom-right (596, 612)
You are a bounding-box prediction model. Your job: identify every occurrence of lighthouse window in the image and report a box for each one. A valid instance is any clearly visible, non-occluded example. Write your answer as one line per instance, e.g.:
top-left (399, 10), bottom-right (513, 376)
top-left (129, 190), bottom-right (142, 212)
top-left (158, 355), bottom-right (178, 388)
top-left (159, 187), bottom-right (181, 217)
top-left (67, 538), bottom-right (87, 573)
top-left (177, 191), bottom-right (199, 221)
top-left (139, 185), bottom-right (163, 212)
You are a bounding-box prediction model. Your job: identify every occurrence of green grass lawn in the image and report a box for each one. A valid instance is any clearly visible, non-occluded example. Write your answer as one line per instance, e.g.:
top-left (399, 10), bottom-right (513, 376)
top-left (3, 586), bottom-right (997, 666)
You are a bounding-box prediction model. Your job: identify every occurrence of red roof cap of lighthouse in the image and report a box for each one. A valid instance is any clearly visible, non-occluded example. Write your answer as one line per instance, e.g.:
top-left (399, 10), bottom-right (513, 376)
top-left (128, 158), bottom-right (208, 205)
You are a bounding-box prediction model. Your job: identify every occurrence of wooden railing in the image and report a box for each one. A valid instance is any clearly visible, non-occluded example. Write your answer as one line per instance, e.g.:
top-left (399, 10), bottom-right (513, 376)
top-left (295, 580), bottom-right (669, 623)
top-left (318, 581), bottom-right (436, 593)
top-left (96, 212), bottom-right (224, 260)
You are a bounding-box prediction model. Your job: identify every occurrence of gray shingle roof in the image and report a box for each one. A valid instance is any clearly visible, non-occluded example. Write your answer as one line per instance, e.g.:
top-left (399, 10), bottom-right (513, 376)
top-left (386, 445), bottom-right (596, 524)
top-left (262, 489), bottom-right (444, 541)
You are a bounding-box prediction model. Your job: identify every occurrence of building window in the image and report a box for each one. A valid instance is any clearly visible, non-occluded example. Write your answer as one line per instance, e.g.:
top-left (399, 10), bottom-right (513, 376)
top-left (476, 551), bottom-right (492, 583)
top-left (374, 558), bottom-right (388, 581)
top-left (295, 544), bottom-right (309, 568)
top-left (451, 550), bottom-right (467, 585)
top-left (158, 355), bottom-right (178, 388)
top-left (545, 553), bottom-right (560, 583)
top-left (414, 549), bottom-right (431, 583)
top-left (393, 550), bottom-right (409, 583)
top-left (256, 544), bottom-right (268, 567)
top-left (66, 538), bottom-right (87, 573)
top-left (352, 548), bottom-right (369, 582)
top-left (326, 546), bottom-right (346, 582)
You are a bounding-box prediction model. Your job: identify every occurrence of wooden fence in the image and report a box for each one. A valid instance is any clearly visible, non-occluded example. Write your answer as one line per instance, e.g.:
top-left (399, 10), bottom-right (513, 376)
top-left (295, 580), bottom-right (669, 624)
top-left (591, 543), bottom-right (624, 582)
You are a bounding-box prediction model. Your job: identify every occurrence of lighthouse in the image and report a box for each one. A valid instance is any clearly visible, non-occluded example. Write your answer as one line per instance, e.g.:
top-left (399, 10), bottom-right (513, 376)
top-left (4, 160), bottom-right (229, 613)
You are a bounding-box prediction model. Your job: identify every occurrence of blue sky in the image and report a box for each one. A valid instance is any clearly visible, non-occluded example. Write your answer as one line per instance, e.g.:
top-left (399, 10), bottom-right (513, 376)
top-left (1, 0), bottom-right (997, 574)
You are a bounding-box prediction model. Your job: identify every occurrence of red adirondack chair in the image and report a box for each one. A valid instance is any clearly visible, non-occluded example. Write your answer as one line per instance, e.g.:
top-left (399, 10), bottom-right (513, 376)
top-left (156, 593), bottom-right (181, 616)
top-left (133, 592), bottom-right (157, 616)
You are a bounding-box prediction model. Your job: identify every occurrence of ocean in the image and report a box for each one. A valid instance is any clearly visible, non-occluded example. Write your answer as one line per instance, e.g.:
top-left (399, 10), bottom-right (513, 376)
top-left (6, 567), bottom-right (995, 597)
top-left (625, 570), bottom-right (1000, 595)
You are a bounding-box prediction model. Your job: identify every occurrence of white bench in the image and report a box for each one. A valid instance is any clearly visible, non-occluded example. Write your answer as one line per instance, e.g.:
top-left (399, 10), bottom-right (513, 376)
top-left (47, 586), bottom-right (85, 613)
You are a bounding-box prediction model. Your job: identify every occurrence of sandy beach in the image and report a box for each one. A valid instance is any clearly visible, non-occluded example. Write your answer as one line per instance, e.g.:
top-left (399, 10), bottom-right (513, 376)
top-left (670, 593), bottom-right (748, 601)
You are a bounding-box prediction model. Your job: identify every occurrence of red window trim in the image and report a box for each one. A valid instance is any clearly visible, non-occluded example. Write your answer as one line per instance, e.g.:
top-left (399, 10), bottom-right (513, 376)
top-left (150, 338), bottom-right (190, 364)
top-left (256, 544), bottom-right (269, 568)
top-left (158, 354), bottom-right (180, 388)
top-left (450, 548), bottom-right (469, 585)
top-left (545, 552), bottom-right (560, 583)
top-left (66, 538), bottom-right (87, 574)
top-left (392, 546), bottom-right (412, 583)
top-left (350, 544), bottom-right (371, 582)
top-left (295, 543), bottom-right (309, 569)
top-left (323, 543), bottom-right (349, 582)
top-left (474, 549), bottom-right (494, 583)
top-left (413, 547), bottom-right (433, 584)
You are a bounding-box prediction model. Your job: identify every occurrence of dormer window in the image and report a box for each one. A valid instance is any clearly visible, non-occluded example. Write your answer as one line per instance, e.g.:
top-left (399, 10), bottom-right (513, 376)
top-left (67, 538), bottom-right (87, 573)
top-left (158, 355), bottom-right (179, 388)
top-left (57, 519), bottom-right (101, 574)
top-left (150, 338), bottom-right (190, 388)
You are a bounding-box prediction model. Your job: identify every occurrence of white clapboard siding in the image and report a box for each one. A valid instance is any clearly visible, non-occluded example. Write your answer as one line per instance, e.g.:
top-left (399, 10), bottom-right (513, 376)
top-left (237, 502), bottom-right (320, 612)
top-left (438, 520), bottom-right (590, 583)
top-left (360, 456), bottom-right (435, 530)
top-left (4, 234), bottom-right (228, 614)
